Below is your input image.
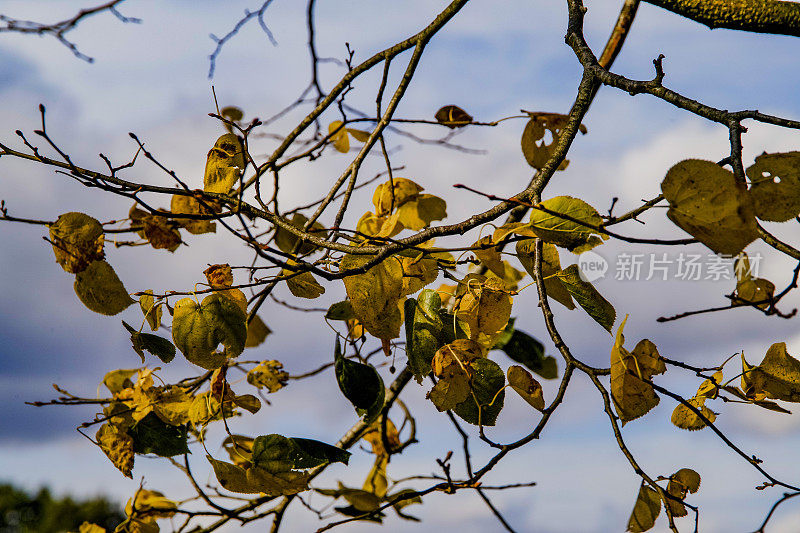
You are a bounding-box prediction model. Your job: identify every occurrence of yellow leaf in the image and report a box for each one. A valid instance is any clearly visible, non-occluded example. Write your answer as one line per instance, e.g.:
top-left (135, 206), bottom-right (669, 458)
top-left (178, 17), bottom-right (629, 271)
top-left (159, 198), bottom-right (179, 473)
top-left (273, 212), bottom-right (324, 254)
top-left (74, 260), bottom-right (135, 316)
top-left (749, 342), bottom-right (800, 402)
top-left (661, 159), bottom-right (758, 255)
top-left (328, 120), bottom-right (350, 153)
top-left (696, 370), bottom-right (723, 400)
top-left (520, 112), bottom-right (585, 171)
top-left (125, 490), bottom-right (177, 520)
top-left (507, 365), bottom-right (544, 411)
top-left (246, 314), bottom-right (271, 348)
top-left (363, 455), bottom-right (389, 499)
top-left (139, 290), bottom-right (162, 332)
top-left (626, 484), bottom-right (661, 533)
top-left (247, 360), bottom-right (288, 393)
top-left (456, 278), bottom-right (513, 343)
top-left (735, 278), bottom-right (775, 310)
top-left (49, 212), bottom-right (105, 274)
top-left (400, 254), bottom-right (439, 296)
top-left (610, 317), bottom-right (664, 425)
top-left (137, 212), bottom-right (181, 252)
top-left (492, 222), bottom-right (538, 243)
top-left (361, 418), bottom-right (401, 456)
top-left (246, 465), bottom-right (311, 496)
top-left (170, 194), bottom-right (216, 235)
top-left (473, 236), bottom-right (506, 277)
top-left (427, 371), bottom-right (470, 412)
top-left (217, 287), bottom-right (248, 314)
top-left (286, 270), bottom-right (325, 299)
top-left (372, 178), bottom-right (424, 216)
top-left (671, 397), bottom-right (715, 431)
top-left (152, 387), bottom-right (194, 426)
top-left (347, 127), bottom-right (371, 142)
top-left (395, 194), bottom-right (447, 230)
top-left (204, 133), bottom-right (245, 194)
top-left (222, 435), bottom-right (254, 467)
top-left (746, 151), bottom-right (800, 222)
top-left (529, 196), bottom-right (608, 253)
top-left (96, 423), bottom-right (134, 478)
top-left (207, 456), bottom-right (260, 494)
top-left (516, 239), bottom-right (575, 310)
top-left (340, 254), bottom-right (404, 342)
top-left (664, 467), bottom-right (701, 518)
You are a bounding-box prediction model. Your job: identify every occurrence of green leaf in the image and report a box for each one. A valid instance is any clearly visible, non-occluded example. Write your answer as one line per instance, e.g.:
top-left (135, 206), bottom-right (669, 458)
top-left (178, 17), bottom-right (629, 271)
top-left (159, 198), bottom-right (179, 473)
top-left (405, 290), bottom-right (445, 383)
top-left (122, 321), bottom-right (176, 363)
top-left (556, 265), bottom-right (616, 332)
top-left (127, 412), bottom-right (188, 457)
top-left (251, 434), bottom-right (351, 472)
top-left (452, 358), bottom-right (505, 426)
top-left (496, 326), bottom-right (557, 379)
top-left (528, 196), bottom-right (608, 253)
top-left (326, 300), bottom-right (355, 321)
top-left (74, 260), bottom-right (134, 316)
top-left (334, 339), bottom-right (385, 422)
top-left (437, 310), bottom-right (469, 345)
top-left (172, 293), bottom-right (247, 369)
top-left (206, 456), bottom-right (261, 494)
top-left (661, 159), bottom-right (758, 255)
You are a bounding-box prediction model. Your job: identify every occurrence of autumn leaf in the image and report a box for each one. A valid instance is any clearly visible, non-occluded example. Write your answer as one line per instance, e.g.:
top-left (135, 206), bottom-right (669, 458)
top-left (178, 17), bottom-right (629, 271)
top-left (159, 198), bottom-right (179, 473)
top-left (405, 290), bottom-right (445, 383)
top-left (521, 112), bottom-right (585, 171)
top-left (434, 105), bottom-right (473, 128)
top-left (627, 484), bottom-right (661, 533)
top-left (746, 342), bottom-right (800, 402)
top-left (516, 239), bottom-right (575, 310)
top-left (395, 194), bottom-right (447, 230)
top-left (528, 196), bottom-right (608, 253)
top-left (139, 290), bottom-right (162, 331)
top-left (507, 365), bottom-right (544, 411)
top-left (274, 212), bottom-right (325, 254)
top-left (125, 489), bottom-right (177, 520)
top-left (610, 317), bottom-right (665, 425)
top-left (204, 263), bottom-right (233, 288)
top-left (49, 211), bottom-right (105, 273)
top-left (172, 293), bottom-right (247, 369)
top-left (362, 418), bottom-right (401, 456)
top-left (245, 314), bottom-right (271, 348)
top-left (456, 277), bottom-right (513, 344)
top-left (329, 120), bottom-right (350, 153)
top-left (665, 468), bottom-right (701, 517)
top-left (204, 133), bottom-right (245, 194)
top-left (96, 423), bottom-right (134, 478)
top-left (556, 265), bottom-right (615, 332)
top-left (285, 270), bottom-right (326, 299)
top-left (670, 397), bottom-right (716, 431)
top-left (74, 260), bottom-right (135, 316)
top-left (372, 178), bottom-right (424, 216)
top-left (746, 151), bottom-right (800, 222)
top-left (247, 360), bottom-right (289, 392)
top-left (340, 254), bottom-right (404, 343)
top-left (661, 159), bottom-right (758, 255)
top-left (170, 194), bottom-right (216, 234)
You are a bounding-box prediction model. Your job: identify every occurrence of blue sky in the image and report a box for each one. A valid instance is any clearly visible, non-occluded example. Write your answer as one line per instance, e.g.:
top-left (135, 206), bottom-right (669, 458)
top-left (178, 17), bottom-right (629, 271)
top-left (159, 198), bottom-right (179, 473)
top-left (2, 1), bottom-right (800, 532)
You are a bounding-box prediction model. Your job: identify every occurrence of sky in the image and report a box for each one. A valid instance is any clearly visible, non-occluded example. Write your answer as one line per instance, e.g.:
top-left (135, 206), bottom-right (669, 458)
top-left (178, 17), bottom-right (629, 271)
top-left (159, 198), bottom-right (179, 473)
top-left (1, 1), bottom-right (800, 532)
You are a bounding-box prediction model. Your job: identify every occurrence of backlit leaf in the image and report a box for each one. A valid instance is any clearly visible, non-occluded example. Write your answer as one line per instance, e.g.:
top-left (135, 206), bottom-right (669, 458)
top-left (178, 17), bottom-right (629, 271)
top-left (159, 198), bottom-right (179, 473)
top-left (626, 485), bottom-right (661, 533)
top-left (395, 194), bottom-right (447, 230)
top-left (671, 397), bottom-right (715, 431)
top-left (516, 239), bottom-right (575, 310)
top-left (128, 412), bottom-right (188, 457)
top-left (495, 323), bottom-right (558, 379)
top-left (661, 159), bottom-right (758, 255)
top-left (610, 317), bottom-right (664, 425)
top-left (521, 112), bottom-right (585, 171)
top-left (748, 342), bottom-right (800, 402)
top-left (245, 314), bottom-right (271, 348)
top-left (96, 423), bottom-right (134, 478)
top-left (204, 133), bottom-right (245, 194)
top-left (340, 254), bottom-right (404, 343)
top-left (326, 301), bottom-right (355, 321)
top-left (170, 194), bottom-right (216, 235)
top-left (125, 490), bottom-right (176, 520)
top-left (247, 360), bottom-right (288, 393)
top-left (139, 290), bottom-right (162, 331)
top-left (286, 270), bottom-right (325, 299)
top-left (172, 293), bottom-right (247, 369)
top-left (746, 152), bottom-right (800, 221)
top-left (49, 211), bottom-right (105, 273)
top-left (274, 213), bottom-right (324, 254)
top-left (507, 365), bottom-right (544, 411)
top-left (528, 196), bottom-right (607, 253)
top-left (74, 260), bottom-right (135, 316)
top-left (452, 357), bottom-right (505, 426)
top-left (329, 121), bottom-right (350, 153)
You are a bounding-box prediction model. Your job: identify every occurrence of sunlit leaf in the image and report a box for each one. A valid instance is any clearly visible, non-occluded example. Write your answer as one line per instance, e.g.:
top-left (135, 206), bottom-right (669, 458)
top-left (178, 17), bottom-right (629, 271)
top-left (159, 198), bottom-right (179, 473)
top-left (74, 260), bottom-right (135, 316)
top-left (626, 484), bottom-right (661, 533)
top-left (516, 239), bottom-right (576, 310)
top-left (170, 194), bottom-right (216, 235)
top-left (746, 152), bottom-right (800, 222)
top-left (372, 178), bottom-right (424, 216)
top-left (671, 397), bottom-right (715, 431)
top-left (610, 317), bottom-right (664, 425)
top-left (125, 489), bottom-right (177, 520)
top-left (247, 360), bottom-right (288, 393)
top-left (286, 270), bottom-right (325, 299)
top-left (172, 293), bottom-right (247, 369)
top-left (452, 357), bottom-right (505, 426)
top-left (139, 290), bottom-right (162, 331)
top-left (748, 342), bottom-right (800, 402)
top-left (665, 468), bottom-right (701, 518)
top-left (274, 213), bottom-right (324, 254)
top-left (396, 194), bottom-right (447, 230)
top-left (329, 120), bottom-right (350, 153)
top-left (521, 112), bottom-right (585, 171)
top-left (340, 254), bottom-right (404, 343)
top-left (96, 423), bottom-right (134, 478)
top-left (204, 133), bottom-right (245, 194)
top-left (661, 159), bottom-right (758, 255)
top-left (528, 196), bottom-right (608, 253)
top-left (49, 211), bottom-right (105, 274)
top-left (245, 314), bottom-right (271, 348)
top-left (507, 365), bottom-right (544, 411)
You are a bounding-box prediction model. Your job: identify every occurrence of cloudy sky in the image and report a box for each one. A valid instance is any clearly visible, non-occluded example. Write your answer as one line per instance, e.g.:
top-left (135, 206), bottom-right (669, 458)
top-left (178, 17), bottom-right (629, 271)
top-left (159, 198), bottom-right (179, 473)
top-left (1, 1), bottom-right (800, 532)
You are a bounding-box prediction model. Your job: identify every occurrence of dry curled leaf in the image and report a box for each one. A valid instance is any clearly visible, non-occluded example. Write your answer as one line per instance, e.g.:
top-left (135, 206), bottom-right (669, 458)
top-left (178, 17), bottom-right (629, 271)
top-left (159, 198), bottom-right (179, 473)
top-left (49, 211), bottom-right (105, 273)
top-left (435, 105), bottom-right (473, 128)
